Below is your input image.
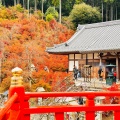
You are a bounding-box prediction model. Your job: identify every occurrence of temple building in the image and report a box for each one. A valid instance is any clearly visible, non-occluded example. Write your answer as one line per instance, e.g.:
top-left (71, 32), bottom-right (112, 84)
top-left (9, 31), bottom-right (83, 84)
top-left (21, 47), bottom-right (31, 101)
top-left (46, 20), bottom-right (120, 80)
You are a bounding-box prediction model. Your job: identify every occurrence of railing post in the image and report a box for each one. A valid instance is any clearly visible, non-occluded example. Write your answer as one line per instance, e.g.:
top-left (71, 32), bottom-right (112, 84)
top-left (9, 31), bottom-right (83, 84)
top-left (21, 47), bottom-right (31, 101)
top-left (55, 112), bottom-right (64, 120)
top-left (23, 96), bottom-right (30, 120)
top-left (114, 111), bottom-right (120, 120)
top-left (86, 95), bottom-right (95, 120)
top-left (8, 67), bottom-right (25, 120)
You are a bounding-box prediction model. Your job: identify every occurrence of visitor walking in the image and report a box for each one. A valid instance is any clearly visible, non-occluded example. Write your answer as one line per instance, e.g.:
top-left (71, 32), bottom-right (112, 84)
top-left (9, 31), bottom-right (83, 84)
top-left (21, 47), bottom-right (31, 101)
top-left (73, 65), bottom-right (78, 80)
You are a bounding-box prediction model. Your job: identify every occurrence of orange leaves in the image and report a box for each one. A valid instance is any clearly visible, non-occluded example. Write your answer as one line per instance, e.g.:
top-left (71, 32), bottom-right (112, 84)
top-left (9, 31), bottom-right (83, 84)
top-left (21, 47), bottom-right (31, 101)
top-left (19, 19), bottom-right (37, 40)
top-left (32, 70), bottom-right (47, 79)
top-left (48, 54), bottom-right (68, 72)
top-left (49, 19), bottom-right (57, 29)
top-left (37, 19), bottom-right (49, 29)
top-left (0, 6), bottom-right (75, 93)
top-left (6, 40), bottom-right (24, 56)
top-left (31, 79), bottom-right (52, 92)
top-left (23, 83), bottom-right (31, 91)
top-left (0, 19), bottom-right (16, 29)
top-left (58, 32), bottom-right (66, 42)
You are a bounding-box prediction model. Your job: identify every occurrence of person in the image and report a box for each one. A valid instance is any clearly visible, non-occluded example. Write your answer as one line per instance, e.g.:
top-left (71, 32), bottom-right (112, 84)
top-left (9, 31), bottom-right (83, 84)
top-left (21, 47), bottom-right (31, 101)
top-left (77, 69), bottom-right (81, 78)
top-left (73, 65), bottom-right (78, 80)
top-left (98, 67), bottom-right (103, 80)
top-left (113, 71), bottom-right (117, 83)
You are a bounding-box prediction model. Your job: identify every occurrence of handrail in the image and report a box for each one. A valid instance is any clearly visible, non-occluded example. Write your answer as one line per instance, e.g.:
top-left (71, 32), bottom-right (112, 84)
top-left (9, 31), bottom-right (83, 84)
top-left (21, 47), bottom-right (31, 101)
top-left (0, 93), bottom-right (18, 120)
top-left (25, 91), bottom-right (120, 120)
top-left (25, 91), bottom-right (120, 97)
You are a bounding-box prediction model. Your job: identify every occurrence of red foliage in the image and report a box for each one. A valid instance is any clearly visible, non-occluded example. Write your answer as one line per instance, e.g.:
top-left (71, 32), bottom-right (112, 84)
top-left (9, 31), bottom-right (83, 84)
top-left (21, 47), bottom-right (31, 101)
top-left (0, 7), bottom-right (74, 92)
top-left (103, 83), bottom-right (120, 105)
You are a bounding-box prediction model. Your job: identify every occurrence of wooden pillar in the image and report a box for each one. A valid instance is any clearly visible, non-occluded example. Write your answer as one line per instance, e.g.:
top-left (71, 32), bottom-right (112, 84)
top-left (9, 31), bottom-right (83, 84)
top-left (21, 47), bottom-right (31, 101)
top-left (55, 112), bottom-right (64, 120)
top-left (86, 96), bottom-right (95, 120)
top-left (116, 57), bottom-right (119, 81)
top-left (86, 54), bottom-right (88, 65)
top-left (114, 111), bottom-right (120, 120)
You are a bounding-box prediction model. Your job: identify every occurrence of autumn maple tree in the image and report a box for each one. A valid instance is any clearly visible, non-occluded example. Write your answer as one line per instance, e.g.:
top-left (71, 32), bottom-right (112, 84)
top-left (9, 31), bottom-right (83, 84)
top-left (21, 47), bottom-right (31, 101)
top-left (0, 5), bottom-right (74, 92)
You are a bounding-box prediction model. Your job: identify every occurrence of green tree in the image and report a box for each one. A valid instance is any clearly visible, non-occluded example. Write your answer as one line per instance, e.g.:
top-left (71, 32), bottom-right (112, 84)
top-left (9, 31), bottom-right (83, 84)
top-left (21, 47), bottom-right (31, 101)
top-left (46, 13), bottom-right (54, 21)
top-left (75, 0), bottom-right (83, 4)
top-left (62, 0), bottom-right (76, 16)
top-left (52, 0), bottom-right (59, 7)
top-left (69, 3), bottom-right (102, 28)
top-left (45, 6), bottom-right (58, 21)
top-left (104, 0), bottom-right (115, 21)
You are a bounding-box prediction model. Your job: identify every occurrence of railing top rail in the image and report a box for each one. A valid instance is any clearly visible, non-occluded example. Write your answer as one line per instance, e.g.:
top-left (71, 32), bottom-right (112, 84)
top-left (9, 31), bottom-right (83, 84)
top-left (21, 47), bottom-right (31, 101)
top-left (25, 91), bottom-right (120, 98)
top-left (0, 93), bottom-right (18, 120)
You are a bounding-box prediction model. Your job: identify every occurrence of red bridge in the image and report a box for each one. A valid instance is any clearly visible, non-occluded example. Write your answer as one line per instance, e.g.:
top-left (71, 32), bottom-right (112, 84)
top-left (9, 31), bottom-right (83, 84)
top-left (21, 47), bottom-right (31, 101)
top-left (0, 67), bottom-right (120, 120)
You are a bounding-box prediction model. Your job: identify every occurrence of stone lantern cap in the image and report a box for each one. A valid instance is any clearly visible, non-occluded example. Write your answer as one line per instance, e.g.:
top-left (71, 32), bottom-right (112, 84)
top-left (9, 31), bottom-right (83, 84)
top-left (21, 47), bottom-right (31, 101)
top-left (36, 87), bottom-right (45, 92)
top-left (12, 67), bottom-right (23, 73)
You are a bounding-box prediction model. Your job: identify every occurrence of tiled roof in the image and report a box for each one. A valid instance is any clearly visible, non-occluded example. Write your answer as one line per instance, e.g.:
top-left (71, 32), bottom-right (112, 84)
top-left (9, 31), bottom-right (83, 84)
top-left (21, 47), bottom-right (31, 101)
top-left (46, 20), bottom-right (120, 54)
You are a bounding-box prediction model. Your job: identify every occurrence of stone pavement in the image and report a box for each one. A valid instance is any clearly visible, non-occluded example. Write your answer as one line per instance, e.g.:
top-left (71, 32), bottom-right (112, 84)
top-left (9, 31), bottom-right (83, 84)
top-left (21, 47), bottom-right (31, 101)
top-left (74, 77), bottom-right (120, 91)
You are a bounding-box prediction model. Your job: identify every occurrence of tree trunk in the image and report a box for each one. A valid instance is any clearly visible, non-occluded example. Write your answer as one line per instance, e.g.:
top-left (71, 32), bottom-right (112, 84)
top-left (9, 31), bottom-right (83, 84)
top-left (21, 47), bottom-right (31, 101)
top-left (59, 0), bottom-right (61, 23)
top-left (0, 0), bottom-right (2, 4)
top-left (35, 0), bottom-right (37, 11)
top-left (42, 0), bottom-right (43, 19)
top-left (92, 0), bottom-right (94, 7)
top-left (2, 0), bottom-right (5, 6)
top-left (116, 5), bottom-right (117, 20)
top-left (14, 0), bottom-right (16, 6)
top-left (17, 0), bottom-right (20, 4)
top-left (110, 4), bottom-right (113, 20)
top-left (106, 4), bottom-right (108, 21)
top-left (102, 1), bottom-right (103, 22)
top-left (23, 0), bottom-right (25, 9)
top-left (27, 0), bottom-right (29, 17)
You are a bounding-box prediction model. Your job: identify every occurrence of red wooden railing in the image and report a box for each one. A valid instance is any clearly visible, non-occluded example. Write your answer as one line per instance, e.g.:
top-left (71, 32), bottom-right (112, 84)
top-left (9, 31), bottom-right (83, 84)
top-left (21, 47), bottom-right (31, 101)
top-left (24, 91), bottom-right (120, 120)
top-left (0, 93), bottom-right (18, 120)
top-left (1, 90), bottom-right (120, 120)
top-left (0, 67), bottom-right (120, 120)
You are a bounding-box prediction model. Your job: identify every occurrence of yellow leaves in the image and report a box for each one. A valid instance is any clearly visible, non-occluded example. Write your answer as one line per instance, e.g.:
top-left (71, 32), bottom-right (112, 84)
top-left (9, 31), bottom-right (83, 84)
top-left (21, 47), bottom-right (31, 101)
top-left (1, 77), bottom-right (11, 91)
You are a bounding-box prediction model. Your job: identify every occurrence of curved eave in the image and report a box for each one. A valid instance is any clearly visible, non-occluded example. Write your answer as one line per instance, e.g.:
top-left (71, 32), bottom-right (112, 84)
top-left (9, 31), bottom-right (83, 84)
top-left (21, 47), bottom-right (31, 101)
top-left (47, 48), bottom-right (120, 55)
top-left (47, 51), bottom-right (79, 55)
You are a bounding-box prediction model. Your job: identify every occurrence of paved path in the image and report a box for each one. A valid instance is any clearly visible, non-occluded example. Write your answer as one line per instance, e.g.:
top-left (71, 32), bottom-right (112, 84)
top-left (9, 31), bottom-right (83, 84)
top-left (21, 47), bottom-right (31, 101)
top-left (74, 77), bottom-right (120, 90)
